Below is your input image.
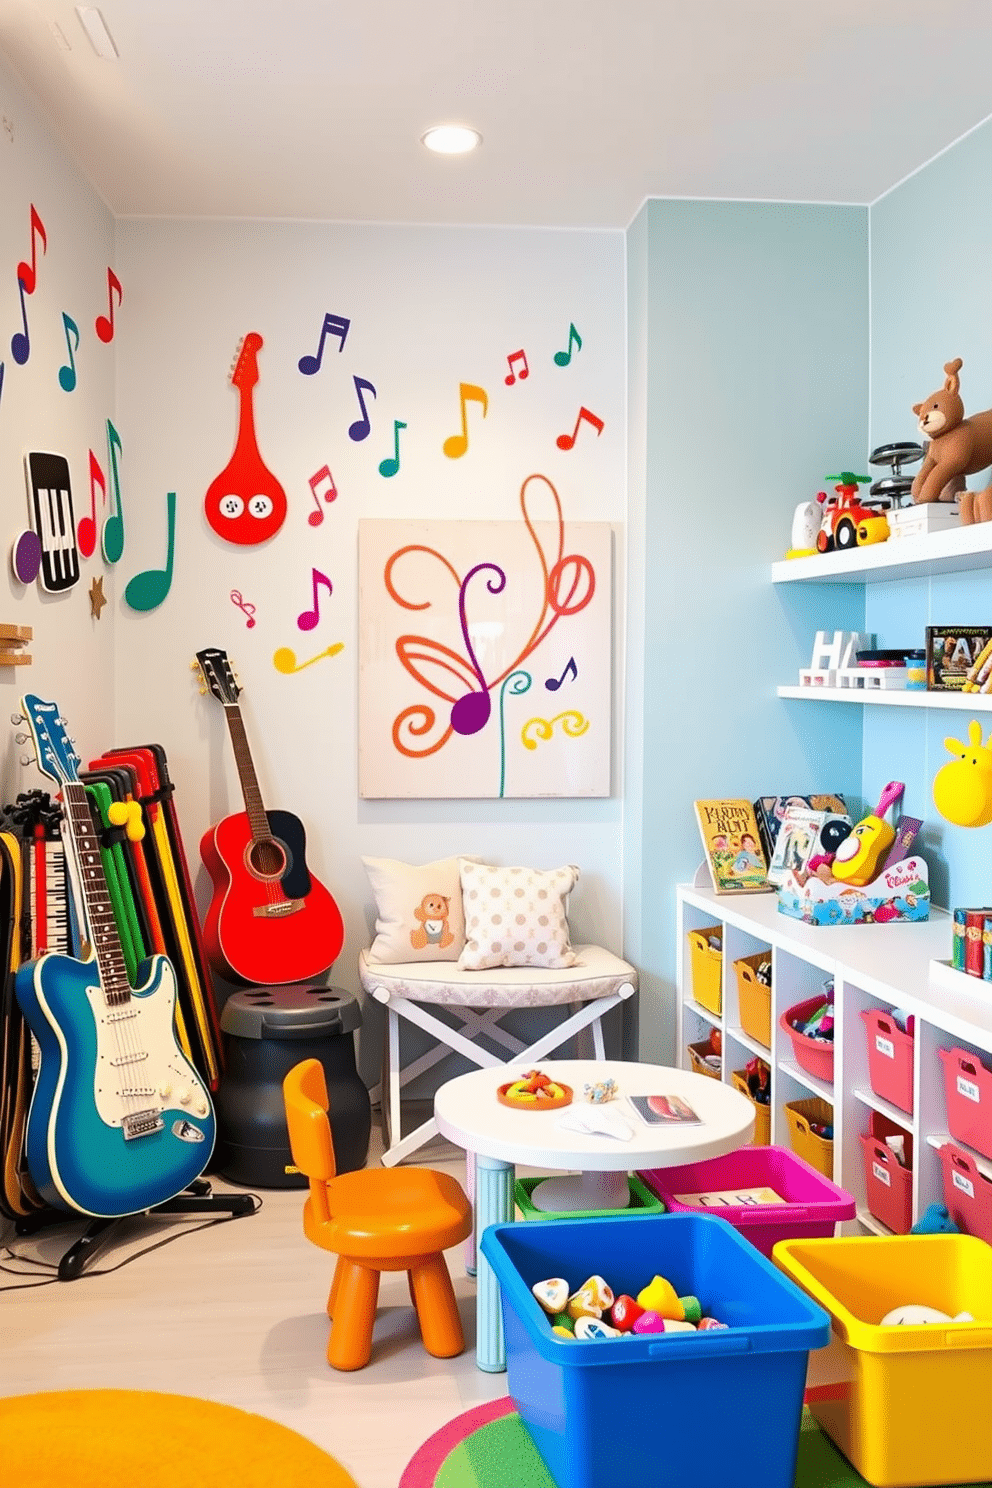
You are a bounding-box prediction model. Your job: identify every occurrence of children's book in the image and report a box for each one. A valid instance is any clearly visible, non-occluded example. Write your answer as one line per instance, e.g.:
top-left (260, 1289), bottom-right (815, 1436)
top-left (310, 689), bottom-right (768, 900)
top-left (672, 1186), bottom-right (787, 1208)
top-left (629, 1094), bottom-right (702, 1125)
top-left (694, 799), bottom-right (772, 894)
top-left (753, 794), bottom-right (847, 864)
top-left (767, 806), bottom-right (827, 885)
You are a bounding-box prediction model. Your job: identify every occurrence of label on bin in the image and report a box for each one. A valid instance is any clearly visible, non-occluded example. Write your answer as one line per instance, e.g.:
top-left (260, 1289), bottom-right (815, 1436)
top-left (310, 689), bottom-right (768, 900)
top-left (952, 1169), bottom-right (976, 1199)
top-left (875, 1034), bottom-right (895, 1060)
top-left (872, 1161), bottom-right (891, 1186)
top-left (957, 1074), bottom-right (981, 1103)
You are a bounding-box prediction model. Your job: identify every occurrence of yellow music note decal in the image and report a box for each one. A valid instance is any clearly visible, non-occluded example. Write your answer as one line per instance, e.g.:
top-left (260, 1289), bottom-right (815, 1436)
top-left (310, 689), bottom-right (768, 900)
top-left (273, 642), bottom-right (344, 675)
top-left (521, 711), bottom-right (590, 749)
top-left (443, 382), bottom-right (488, 459)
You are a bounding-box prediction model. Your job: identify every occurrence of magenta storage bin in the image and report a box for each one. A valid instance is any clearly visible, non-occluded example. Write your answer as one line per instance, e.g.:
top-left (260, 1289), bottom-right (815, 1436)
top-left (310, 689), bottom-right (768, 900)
top-left (939, 1046), bottom-right (992, 1160)
top-left (780, 996), bottom-right (834, 1083)
top-left (861, 1008), bottom-right (914, 1114)
top-left (638, 1145), bottom-right (855, 1258)
top-left (940, 1142), bottom-right (992, 1244)
top-left (859, 1113), bottom-right (913, 1234)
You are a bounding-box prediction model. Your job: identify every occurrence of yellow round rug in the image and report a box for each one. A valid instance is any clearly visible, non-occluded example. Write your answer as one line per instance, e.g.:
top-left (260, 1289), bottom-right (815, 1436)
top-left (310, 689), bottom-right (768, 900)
top-left (0, 1390), bottom-right (359, 1488)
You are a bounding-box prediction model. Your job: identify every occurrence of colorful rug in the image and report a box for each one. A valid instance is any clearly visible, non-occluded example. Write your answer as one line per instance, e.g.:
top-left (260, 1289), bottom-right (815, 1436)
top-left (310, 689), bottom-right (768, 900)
top-left (0, 1390), bottom-right (358, 1488)
top-left (400, 1397), bottom-right (878, 1487)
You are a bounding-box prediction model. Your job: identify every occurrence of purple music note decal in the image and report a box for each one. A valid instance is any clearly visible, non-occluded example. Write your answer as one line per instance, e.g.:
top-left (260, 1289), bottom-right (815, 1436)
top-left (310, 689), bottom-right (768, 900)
top-left (0, 361), bottom-right (5, 410)
top-left (557, 406), bottom-right (604, 451)
top-left (348, 376), bottom-right (376, 441)
top-left (378, 419), bottom-right (406, 478)
top-left (553, 322), bottom-right (582, 367)
top-left (298, 313), bottom-right (351, 374)
top-left (11, 279), bottom-right (30, 365)
top-left (449, 563), bottom-right (506, 735)
top-left (297, 568), bottom-right (333, 631)
top-left (504, 349), bottom-right (529, 386)
top-left (546, 656), bottom-right (577, 691)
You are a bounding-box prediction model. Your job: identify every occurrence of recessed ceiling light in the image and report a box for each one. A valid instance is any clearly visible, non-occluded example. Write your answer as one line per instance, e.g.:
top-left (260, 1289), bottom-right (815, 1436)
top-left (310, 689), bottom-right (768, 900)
top-left (421, 125), bottom-right (482, 156)
top-left (75, 6), bottom-right (119, 59)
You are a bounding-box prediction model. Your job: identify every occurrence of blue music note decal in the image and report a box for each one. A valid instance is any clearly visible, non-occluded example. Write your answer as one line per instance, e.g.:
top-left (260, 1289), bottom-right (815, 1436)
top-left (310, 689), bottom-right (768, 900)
top-left (11, 279), bottom-right (30, 366)
top-left (348, 376), bottom-right (377, 441)
top-left (298, 313), bottom-right (351, 374)
top-left (545, 656), bottom-right (577, 691)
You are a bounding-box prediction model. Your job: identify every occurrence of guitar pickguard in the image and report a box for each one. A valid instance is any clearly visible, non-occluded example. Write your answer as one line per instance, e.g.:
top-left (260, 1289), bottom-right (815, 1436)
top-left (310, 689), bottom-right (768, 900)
top-left (86, 979), bottom-right (211, 1130)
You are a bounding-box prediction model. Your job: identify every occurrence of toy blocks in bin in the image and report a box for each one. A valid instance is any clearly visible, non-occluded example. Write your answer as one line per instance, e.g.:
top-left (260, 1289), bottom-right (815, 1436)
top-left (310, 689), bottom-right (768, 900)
top-left (861, 1007), bottom-right (914, 1114)
top-left (859, 1110), bottom-right (913, 1234)
top-left (774, 1233), bottom-right (992, 1487)
top-left (479, 1212), bottom-right (830, 1488)
top-left (784, 1097), bottom-right (834, 1179)
top-left (939, 1142), bottom-right (992, 1244)
top-left (780, 994), bottom-right (835, 1082)
top-left (939, 1045), bottom-right (992, 1159)
top-left (637, 1146), bottom-right (855, 1258)
top-left (686, 925), bottom-right (722, 1015)
top-left (732, 1066), bottom-right (771, 1145)
top-left (777, 855), bottom-right (929, 927)
top-left (733, 950), bottom-right (772, 1047)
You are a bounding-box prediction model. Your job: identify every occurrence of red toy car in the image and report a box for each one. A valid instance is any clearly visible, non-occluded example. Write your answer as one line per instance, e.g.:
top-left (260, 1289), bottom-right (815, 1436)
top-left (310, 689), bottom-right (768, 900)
top-left (816, 472), bottom-right (890, 553)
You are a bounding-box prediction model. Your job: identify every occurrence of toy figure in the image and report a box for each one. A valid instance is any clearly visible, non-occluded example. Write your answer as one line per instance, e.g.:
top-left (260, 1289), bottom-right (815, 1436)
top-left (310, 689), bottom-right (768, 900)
top-left (910, 358), bottom-right (992, 504)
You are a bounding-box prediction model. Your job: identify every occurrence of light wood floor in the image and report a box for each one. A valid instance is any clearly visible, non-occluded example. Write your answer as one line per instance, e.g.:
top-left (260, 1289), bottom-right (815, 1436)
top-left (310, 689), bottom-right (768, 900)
top-left (1, 1123), bottom-right (514, 1488)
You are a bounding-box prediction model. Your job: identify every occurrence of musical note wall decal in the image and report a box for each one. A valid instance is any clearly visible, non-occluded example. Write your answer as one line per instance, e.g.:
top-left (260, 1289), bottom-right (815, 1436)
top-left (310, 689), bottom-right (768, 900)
top-left (546, 656), bottom-right (578, 691)
top-left (298, 312), bottom-right (351, 374)
top-left (307, 464), bottom-right (337, 526)
top-left (348, 376), bottom-right (376, 441)
top-left (442, 382), bottom-right (488, 459)
top-left (521, 711), bottom-right (590, 749)
top-left (553, 322), bottom-right (582, 367)
top-left (273, 642), bottom-right (344, 675)
top-left (102, 419), bottom-right (125, 564)
top-left (10, 279), bottom-right (30, 365)
top-left (76, 450), bottom-right (105, 560)
top-left (22, 451), bottom-right (79, 593)
top-left (0, 362), bottom-right (5, 410)
top-left (230, 589), bottom-right (257, 628)
top-left (95, 267), bottom-right (123, 343)
top-left (16, 205), bottom-right (46, 296)
top-left (556, 406), bottom-right (604, 451)
top-left (297, 568), bottom-right (333, 632)
top-left (11, 528), bottom-right (42, 586)
top-left (504, 349), bottom-right (529, 385)
top-left (124, 490), bottom-right (176, 611)
top-left (58, 313), bottom-right (80, 392)
top-left (378, 419), bottom-right (406, 478)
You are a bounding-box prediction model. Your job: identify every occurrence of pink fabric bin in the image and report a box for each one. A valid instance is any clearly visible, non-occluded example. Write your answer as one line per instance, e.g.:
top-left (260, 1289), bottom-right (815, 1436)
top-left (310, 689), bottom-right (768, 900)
top-left (861, 1008), bottom-right (914, 1114)
top-left (780, 996), bottom-right (834, 1082)
top-left (638, 1145), bottom-right (855, 1258)
top-left (939, 1046), bottom-right (992, 1160)
top-left (940, 1142), bottom-right (992, 1244)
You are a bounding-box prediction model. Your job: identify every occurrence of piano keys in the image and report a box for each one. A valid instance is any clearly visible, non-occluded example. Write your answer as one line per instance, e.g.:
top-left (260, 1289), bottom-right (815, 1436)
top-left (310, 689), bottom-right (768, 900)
top-left (24, 451), bottom-right (79, 593)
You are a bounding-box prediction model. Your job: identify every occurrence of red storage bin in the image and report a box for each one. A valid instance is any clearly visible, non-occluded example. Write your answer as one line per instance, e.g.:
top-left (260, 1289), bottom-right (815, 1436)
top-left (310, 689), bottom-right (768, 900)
top-left (779, 996), bottom-right (834, 1083)
top-left (939, 1046), bottom-right (992, 1160)
top-left (859, 1112), bottom-right (913, 1234)
top-left (939, 1142), bottom-right (992, 1244)
top-left (861, 1008), bottom-right (914, 1115)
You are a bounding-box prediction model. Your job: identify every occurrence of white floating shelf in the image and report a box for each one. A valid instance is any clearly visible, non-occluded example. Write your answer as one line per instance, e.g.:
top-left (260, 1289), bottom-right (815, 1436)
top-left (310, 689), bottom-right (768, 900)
top-left (772, 524), bottom-right (992, 585)
top-left (777, 685), bottom-right (992, 710)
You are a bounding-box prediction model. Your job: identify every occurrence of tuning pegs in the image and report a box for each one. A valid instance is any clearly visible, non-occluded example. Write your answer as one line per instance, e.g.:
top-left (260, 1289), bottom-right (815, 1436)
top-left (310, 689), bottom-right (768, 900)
top-left (19, 754), bottom-right (34, 768)
top-left (14, 732), bottom-right (28, 745)
top-left (10, 712), bottom-right (24, 726)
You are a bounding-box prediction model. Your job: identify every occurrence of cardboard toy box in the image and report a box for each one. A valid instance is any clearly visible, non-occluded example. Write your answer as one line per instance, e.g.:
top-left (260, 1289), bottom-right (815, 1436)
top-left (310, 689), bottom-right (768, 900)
top-left (777, 856), bottom-right (929, 926)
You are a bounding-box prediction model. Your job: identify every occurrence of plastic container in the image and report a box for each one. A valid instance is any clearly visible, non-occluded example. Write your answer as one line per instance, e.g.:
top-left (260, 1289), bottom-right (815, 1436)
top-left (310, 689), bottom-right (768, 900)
top-left (859, 1111), bottom-right (913, 1234)
top-left (779, 995), bottom-right (834, 1083)
top-left (686, 925), bottom-right (723, 1015)
top-left (480, 1212), bottom-right (830, 1488)
top-left (784, 1097), bottom-right (834, 1179)
top-left (938, 1141), bottom-right (992, 1243)
top-left (637, 1146), bottom-right (855, 1257)
top-left (732, 1067), bottom-right (771, 1145)
top-left (939, 1045), bottom-right (992, 1160)
top-left (861, 1007), bottom-right (914, 1114)
top-left (687, 1040), bottom-right (721, 1081)
top-left (774, 1233), bottom-right (992, 1487)
top-left (733, 951), bottom-right (772, 1047)
top-left (514, 1172), bottom-right (665, 1221)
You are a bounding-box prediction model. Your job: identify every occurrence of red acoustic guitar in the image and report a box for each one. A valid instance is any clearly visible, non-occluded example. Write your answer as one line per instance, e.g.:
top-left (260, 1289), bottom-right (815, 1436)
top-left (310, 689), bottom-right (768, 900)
top-left (195, 648), bottom-right (344, 985)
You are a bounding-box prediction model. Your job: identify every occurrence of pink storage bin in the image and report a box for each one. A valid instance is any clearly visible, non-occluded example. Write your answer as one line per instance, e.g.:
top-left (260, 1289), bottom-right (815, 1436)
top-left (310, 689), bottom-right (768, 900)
top-left (779, 996), bottom-right (834, 1083)
top-left (637, 1144), bottom-right (854, 1258)
top-left (939, 1046), bottom-right (992, 1160)
top-left (859, 1112), bottom-right (913, 1234)
top-left (861, 1008), bottom-right (914, 1115)
top-left (940, 1142), bottom-right (992, 1244)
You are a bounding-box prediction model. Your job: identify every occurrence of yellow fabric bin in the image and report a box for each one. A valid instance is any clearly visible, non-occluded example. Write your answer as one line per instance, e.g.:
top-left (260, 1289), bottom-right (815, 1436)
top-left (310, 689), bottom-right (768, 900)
top-left (784, 1097), bottom-right (834, 1179)
top-left (686, 926), bottom-right (722, 1016)
top-left (774, 1234), bottom-right (992, 1487)
top-left (733, 951), bottom-right (772, 1047)
top-left (732, 1067), bottom-right (770, 1146)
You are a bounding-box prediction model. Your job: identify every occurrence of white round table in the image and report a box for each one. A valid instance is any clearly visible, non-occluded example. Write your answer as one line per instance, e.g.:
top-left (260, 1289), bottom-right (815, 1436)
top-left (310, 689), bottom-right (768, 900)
top-left (434, 1059), bottom-right (756, 1371)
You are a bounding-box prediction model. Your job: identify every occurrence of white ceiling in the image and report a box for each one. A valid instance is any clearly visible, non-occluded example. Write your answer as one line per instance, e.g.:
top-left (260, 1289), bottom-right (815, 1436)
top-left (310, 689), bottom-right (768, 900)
top-left (3, 0), bottom-right (992, 229)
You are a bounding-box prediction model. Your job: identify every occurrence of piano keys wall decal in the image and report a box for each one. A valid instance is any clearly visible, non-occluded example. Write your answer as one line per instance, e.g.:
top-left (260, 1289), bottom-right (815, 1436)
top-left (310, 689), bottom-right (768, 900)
top-left (11, 452), bottom-right (80, 593)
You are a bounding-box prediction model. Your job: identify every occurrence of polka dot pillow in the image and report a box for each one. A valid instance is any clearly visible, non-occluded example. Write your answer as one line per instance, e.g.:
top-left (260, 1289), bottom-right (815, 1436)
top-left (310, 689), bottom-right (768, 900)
top-left (458, 862), bottom-right (579, 970)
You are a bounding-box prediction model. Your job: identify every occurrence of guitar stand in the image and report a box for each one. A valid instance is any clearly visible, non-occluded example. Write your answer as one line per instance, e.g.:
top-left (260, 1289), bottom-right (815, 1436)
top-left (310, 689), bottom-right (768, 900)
top-left (14, 1178), bottom-right (258, 1281)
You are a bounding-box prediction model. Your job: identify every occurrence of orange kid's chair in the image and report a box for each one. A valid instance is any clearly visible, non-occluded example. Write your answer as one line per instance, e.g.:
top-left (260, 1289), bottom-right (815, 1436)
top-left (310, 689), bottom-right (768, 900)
top-left (283, 1057), bottom-right (473, 1371)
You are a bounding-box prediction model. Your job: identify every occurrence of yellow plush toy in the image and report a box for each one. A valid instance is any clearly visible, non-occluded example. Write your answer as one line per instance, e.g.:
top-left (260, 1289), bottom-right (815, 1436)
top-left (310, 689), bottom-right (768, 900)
top-left (933, 721), bottom-right (992, 828)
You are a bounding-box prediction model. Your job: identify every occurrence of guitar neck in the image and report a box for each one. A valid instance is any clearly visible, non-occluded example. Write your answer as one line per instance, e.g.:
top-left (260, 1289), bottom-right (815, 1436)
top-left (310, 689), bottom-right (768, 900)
top-left (224, 705), bottom-right (270, 841)
top-left (62, 782), bottom-right (131, 1006)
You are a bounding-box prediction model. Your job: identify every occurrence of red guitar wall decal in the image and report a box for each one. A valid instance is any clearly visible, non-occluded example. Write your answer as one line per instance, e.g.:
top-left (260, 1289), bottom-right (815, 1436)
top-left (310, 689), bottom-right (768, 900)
top-left (204, 333), bottom-right (287, 546)
top-left (195, 648), bottom-right (344, 985)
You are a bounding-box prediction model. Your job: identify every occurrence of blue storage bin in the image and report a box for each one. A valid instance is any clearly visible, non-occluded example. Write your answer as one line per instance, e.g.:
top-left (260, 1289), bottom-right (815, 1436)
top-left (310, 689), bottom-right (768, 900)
top-left (480, 1211), bottom-right (830, 1488)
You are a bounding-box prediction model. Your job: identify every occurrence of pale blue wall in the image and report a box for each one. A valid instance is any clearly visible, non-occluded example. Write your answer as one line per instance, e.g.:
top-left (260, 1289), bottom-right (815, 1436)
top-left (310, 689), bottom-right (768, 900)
top-left (870, 118), bottom-right (992, 908)
top-left (629, 200), bottom-right (869, 1063)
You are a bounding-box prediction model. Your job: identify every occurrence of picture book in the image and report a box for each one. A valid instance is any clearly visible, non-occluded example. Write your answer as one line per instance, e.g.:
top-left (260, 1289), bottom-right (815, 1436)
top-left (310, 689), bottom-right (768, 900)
top-left (672, 1186), bottom-right (787, 1208)
top-left (926, 627), bottom-right (992, 691)
top-left (754, 794), bottom-right (847, 864)
top-left (694, 799), bottom-right (772, 894)
top-left (767, 806), bottom-right (827, 886)
top-left (629, 1094), bottom-right (702, 1126)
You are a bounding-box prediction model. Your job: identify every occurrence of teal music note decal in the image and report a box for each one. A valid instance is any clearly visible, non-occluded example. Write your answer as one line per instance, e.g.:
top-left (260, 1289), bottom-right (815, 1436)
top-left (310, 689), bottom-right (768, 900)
top-left (124, 491), bottom-right (175, 611)
top-left (378, 419), bottom-right (407, 478)
top-left (498, 670), bottom-right (532, 798)
top-left (553, 322), bottom-right (582, 367)
top-left (58, 313), bottom-right (80, 392)
top-left (102, 419), bottom-right (125, 564)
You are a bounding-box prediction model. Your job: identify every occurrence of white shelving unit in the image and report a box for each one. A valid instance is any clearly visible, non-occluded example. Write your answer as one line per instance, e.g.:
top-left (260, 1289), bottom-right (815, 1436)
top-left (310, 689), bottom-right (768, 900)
top-left (777, 686), bottom-right (992, 711)
top-left (677, 883), bottom-right (992, 1234)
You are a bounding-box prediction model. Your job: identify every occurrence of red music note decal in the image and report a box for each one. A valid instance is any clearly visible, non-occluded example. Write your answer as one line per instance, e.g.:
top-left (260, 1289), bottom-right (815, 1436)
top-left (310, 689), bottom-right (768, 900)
top-left (298, 313), bottom-right (351, 374)
top-left (16, 205), bottom-right (46, 296)
top-left (348, 376), bottom-right (377, 441)
top-left (307, 465), bottom-right (337, 526)
top-left (556, 406), bottom-right (604, 451)
top-left (297, 568), bottom-right (333, 632)
top-left (443, 382), bottom-right (489, 459)
top-left (10, 279), bottom-right (30, 365)
top-left (230, 589), bottom-right (257, 629)
top-left (504, 349), bottom-right (529, 385)
top-left (546, 656), bottom-right (578, 692)
top-left (95, 267), bottom-right (123, 343)
top-left (76, 449), bottom-right (105, 560)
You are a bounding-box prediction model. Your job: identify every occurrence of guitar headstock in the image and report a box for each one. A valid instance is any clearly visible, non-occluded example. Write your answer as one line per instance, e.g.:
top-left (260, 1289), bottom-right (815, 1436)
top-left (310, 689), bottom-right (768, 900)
top-left (18, 695), bottom-right (81, 787)
top-left (230, 333), bottom-right (262, 393)
top-left (195, 648), bottom-right (241, 707)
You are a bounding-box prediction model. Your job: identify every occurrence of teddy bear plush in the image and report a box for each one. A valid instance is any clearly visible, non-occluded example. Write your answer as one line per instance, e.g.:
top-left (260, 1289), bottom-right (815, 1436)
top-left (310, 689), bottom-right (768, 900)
top-left (409, 893), bottom-right (454, 951)
top-left (911, 357), bottom-right (992, 506)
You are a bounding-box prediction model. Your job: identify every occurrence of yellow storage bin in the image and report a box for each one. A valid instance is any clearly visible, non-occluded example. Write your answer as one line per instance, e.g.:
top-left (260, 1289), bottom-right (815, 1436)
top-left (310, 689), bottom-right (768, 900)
top-left (732, 1067), bottom-right (771, 1146)
top-left (784, 1097), bottom-right (834, 1179)
top-left (774, 1234), bottom-right (992, 1487)
top-left (686, 926), bottom-right (723, 1016)
top-left (733, 951), bottom-right (772, 1047)
top-left (687, 1040), bottom-right (721, 1081)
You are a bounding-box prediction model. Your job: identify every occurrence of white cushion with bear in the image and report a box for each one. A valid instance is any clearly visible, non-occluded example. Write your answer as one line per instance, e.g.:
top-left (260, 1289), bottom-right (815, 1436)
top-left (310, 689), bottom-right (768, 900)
top-left (362, 855), bottom-right (481, 964)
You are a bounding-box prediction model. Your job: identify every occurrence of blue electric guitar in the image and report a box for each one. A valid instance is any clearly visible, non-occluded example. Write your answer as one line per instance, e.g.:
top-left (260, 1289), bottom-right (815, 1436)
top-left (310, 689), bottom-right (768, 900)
top-left (14, 695), bottom-right (216, 1216)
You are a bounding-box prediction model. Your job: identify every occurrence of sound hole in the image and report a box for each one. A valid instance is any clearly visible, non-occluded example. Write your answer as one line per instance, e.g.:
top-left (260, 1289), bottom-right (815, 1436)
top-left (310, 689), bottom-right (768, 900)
top-left (247, 836), bottom-right (287, 879)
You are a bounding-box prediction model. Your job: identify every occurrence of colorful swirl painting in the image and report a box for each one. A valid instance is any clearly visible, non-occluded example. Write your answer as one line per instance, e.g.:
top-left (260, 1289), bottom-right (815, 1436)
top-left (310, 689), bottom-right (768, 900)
top-left (358, 475), bottom-right (611, 798)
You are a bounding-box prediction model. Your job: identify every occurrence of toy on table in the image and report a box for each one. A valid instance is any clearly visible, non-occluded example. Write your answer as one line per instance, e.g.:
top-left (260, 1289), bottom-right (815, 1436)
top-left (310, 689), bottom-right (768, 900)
top-left (910, 357), bottom-right (992, 507)
top-left (911, 1202), bottom-right (960, 1235)
top-left (583, 1078), bottom-right (618, 1104)
top-left (881, 1304), bottom-right (974, 1326)
top-left (933, 721), bottom-right (992, 828)
top-left (498, 1068), bottom-right (573, 1109)
top-left (832, 781), bottom-right (905, 885)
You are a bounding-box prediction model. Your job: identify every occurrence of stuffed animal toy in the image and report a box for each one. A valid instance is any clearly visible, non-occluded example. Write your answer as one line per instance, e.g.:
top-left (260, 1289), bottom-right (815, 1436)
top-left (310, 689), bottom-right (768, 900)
top-left (911, 358), bottom-right (992, 505)
top-left (960, 484), bottom-right (992, 524)
top-left (910, 1202), bottom-right (960, 1235)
